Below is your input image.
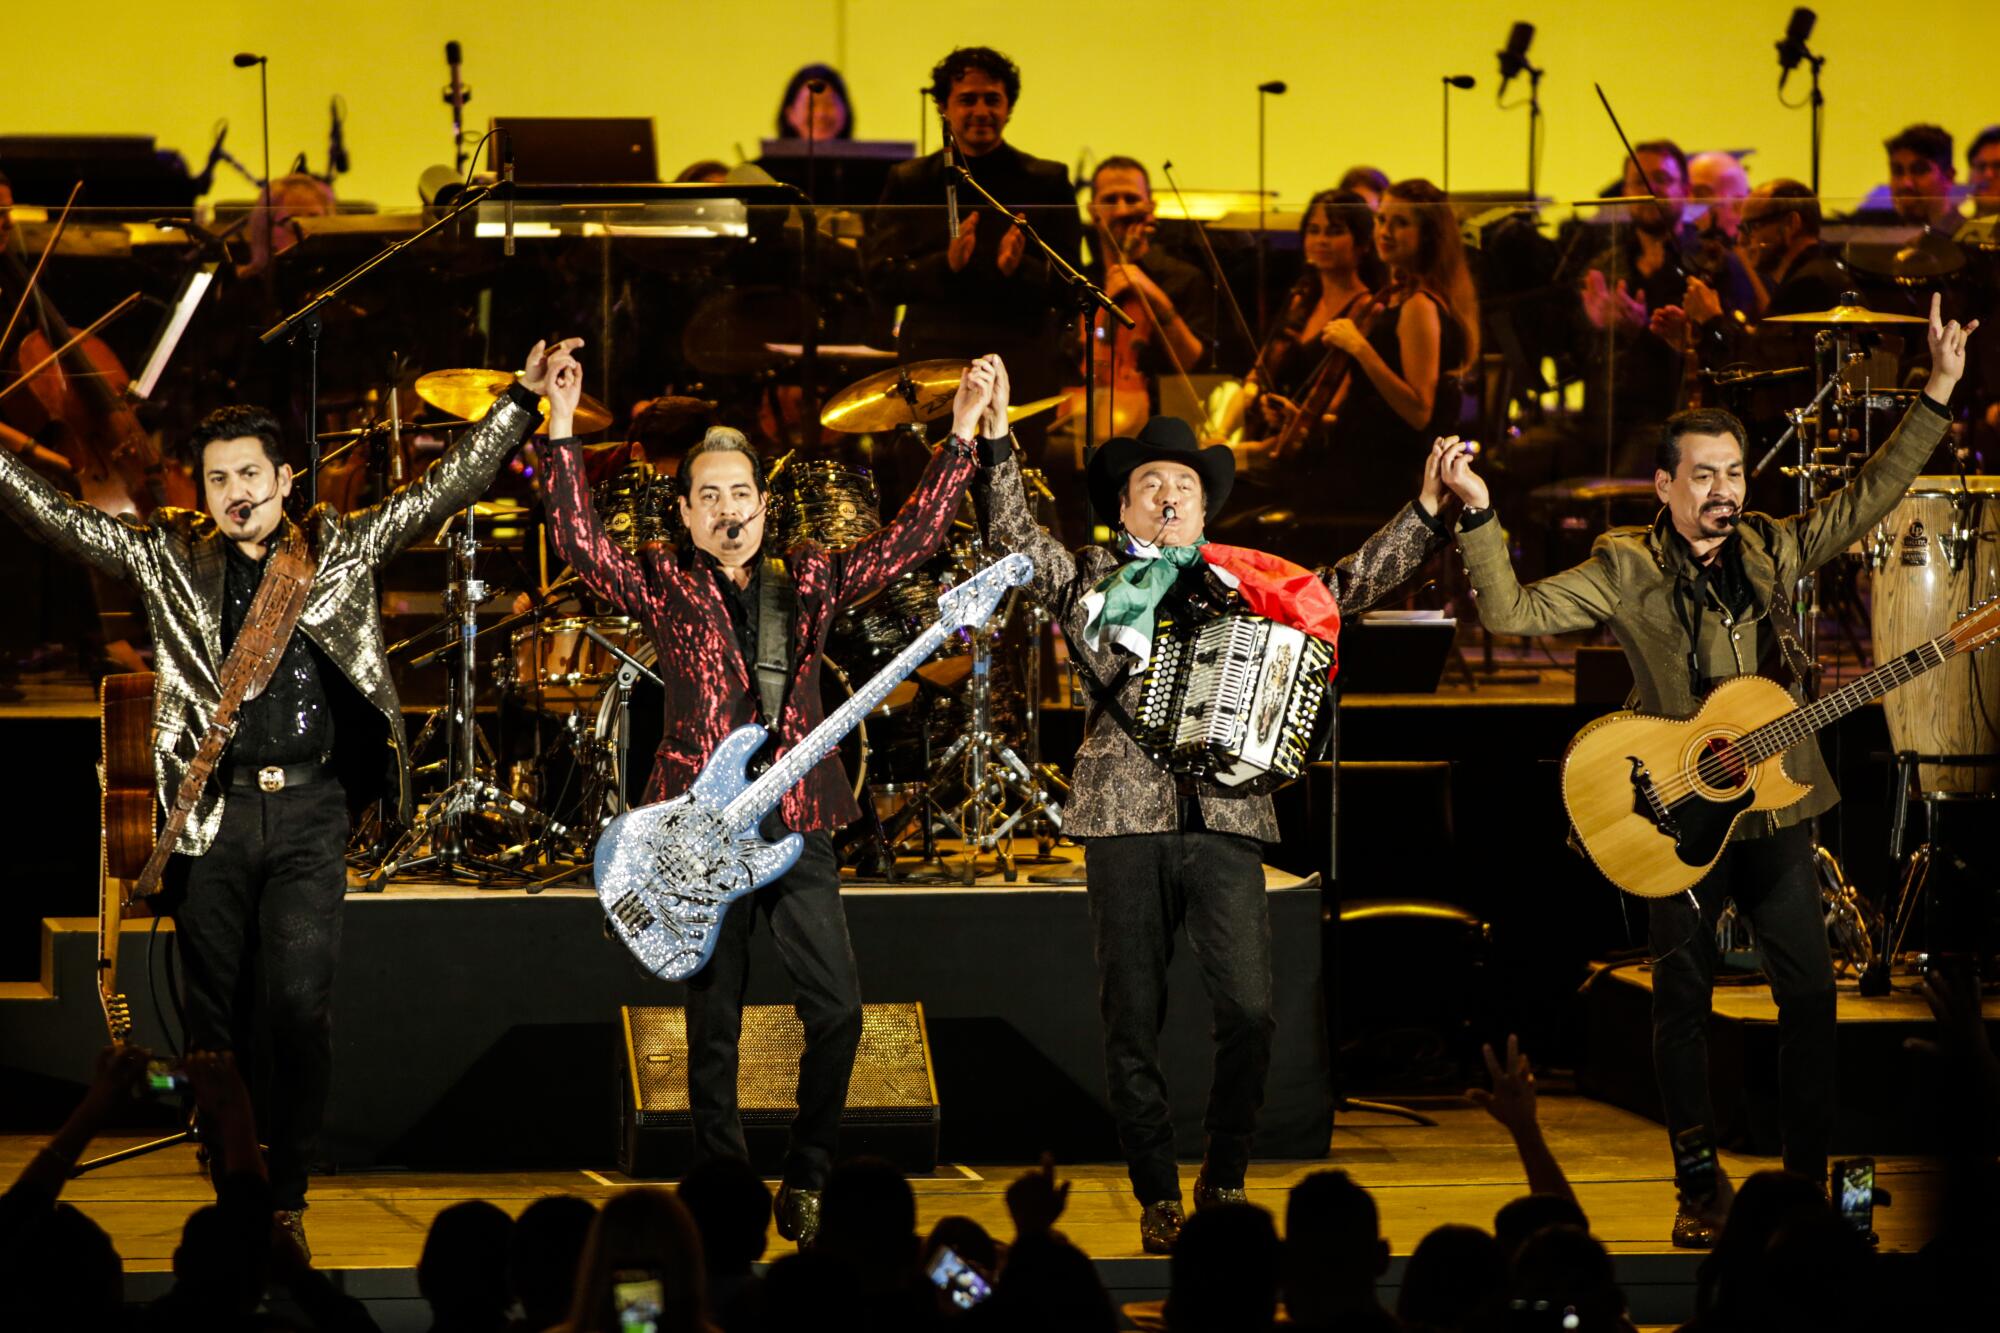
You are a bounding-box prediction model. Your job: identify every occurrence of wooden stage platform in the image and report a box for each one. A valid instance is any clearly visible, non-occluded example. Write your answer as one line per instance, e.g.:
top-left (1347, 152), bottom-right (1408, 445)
top-left (5, 1089), bottom-right (1947, 1330)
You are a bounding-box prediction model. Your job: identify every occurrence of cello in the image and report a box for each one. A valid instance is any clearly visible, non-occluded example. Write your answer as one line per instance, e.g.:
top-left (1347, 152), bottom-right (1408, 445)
top-left (0, 200), bottom-right (194, 517)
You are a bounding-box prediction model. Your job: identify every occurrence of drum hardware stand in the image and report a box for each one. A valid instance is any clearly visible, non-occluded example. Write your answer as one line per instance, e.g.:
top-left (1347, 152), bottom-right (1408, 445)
top-left (1860, 754), bottom-right (1998, 996)
top-left (877, 684), bottom-right (956, 885)
top-left (367, 502), bottom-right (560, 889)
top-left (928, 581), bottom-right (1067, 884)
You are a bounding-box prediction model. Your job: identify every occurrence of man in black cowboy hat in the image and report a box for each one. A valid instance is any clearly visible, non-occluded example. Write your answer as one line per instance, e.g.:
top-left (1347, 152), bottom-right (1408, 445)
top-left (973, 359), bottom-right (1479, 1252)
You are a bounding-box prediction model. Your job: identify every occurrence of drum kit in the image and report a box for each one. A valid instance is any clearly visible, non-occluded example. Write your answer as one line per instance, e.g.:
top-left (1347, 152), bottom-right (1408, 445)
top-left (350, 354), bottom-right (1070, 889)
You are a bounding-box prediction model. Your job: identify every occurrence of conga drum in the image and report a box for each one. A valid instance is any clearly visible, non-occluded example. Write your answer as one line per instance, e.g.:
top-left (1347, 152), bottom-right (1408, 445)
top-left (1869, 476), bottom-right (2000, 792)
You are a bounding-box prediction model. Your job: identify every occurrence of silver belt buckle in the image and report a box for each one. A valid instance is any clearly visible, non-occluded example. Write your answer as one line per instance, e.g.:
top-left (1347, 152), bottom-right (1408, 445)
top-left (257, 765), bottom-right (286, 793)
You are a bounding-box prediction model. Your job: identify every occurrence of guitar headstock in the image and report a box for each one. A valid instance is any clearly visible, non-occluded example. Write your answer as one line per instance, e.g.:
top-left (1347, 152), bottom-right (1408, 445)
top-left (938, 552), bottom-right (1033, 632)
top-left (1947, 595), bottom-right (2000, 656)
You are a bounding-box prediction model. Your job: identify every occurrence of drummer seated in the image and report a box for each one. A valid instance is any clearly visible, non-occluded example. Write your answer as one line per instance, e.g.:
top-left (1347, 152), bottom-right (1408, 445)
top-left (1738, 181), bottom-right (1847, 319)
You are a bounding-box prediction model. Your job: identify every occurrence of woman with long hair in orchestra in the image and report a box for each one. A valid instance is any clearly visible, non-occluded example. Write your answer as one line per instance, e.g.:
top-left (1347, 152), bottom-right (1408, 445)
top-left (1318, 177), bottom-right (1480, 515)
top-left (1230, 189), bottom-right (1384, 458)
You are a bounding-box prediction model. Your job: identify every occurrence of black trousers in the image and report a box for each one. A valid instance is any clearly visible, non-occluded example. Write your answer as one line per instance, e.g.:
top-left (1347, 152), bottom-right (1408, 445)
top-left (684, 832), bottom-right (862, 1189)
top-left (1082, 830), bottom-right (1275, 1204)
top-left (168, 778), bottom-right (350, 1211)
top-left (1647, 821), bottom-right (1837, 1182)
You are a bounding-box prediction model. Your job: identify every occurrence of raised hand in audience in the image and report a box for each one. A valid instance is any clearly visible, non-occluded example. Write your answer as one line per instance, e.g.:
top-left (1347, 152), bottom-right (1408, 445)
top-left (1005, 1153), bottom-right (1071, 1238)
top-left (1468, 1034), bottom-right (1577, 1205)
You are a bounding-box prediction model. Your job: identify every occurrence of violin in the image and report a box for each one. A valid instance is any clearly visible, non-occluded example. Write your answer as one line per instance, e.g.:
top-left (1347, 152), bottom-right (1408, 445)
top-left (1268, 294), bottom-right (1379, 459)
top-left (1069, 217), bottom-right (1159, 450)
top-left (0, 243), bottom-right (194, 517)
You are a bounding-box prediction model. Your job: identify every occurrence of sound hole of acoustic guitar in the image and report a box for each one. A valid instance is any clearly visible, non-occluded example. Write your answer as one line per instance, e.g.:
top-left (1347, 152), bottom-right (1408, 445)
top-left (1691, 735), bottom-right (1750, 792)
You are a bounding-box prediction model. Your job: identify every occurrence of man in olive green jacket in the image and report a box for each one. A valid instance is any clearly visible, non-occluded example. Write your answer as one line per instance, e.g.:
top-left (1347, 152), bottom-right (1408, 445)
top-left (1437, 295), bottom-right (1975, 1247)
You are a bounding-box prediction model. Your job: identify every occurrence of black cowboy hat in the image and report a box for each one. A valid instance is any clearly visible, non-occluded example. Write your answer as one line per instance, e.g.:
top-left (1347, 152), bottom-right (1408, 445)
top-left (1086, 415), bottom-right (1235, 527)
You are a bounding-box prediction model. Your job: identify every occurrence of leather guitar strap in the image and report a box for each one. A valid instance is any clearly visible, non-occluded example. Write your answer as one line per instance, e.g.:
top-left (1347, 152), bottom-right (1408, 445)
top-left (133, 525), bottom-right (318, 899)
top-left (752, 554), bottom-right (796, 727)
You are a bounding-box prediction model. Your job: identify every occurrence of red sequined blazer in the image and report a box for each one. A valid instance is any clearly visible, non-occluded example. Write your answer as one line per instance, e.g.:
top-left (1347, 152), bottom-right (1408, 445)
top-left (546, 441), bottom-right (977, 833)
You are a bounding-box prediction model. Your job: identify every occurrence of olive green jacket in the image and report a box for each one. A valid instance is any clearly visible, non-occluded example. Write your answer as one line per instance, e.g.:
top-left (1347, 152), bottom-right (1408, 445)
top-left (1458, 396), bottom-right (1951, 837)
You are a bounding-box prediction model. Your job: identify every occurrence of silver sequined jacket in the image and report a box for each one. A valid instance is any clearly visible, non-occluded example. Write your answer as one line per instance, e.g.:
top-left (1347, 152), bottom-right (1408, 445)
top-left (979, 456), bottom-right (1449, 841)
top-left (0, 392), bottom-right (538, 855)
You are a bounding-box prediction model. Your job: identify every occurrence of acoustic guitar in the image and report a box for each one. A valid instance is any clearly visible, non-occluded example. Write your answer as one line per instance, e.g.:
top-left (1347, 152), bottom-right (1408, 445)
top-left (1563, 597), bottom-right (2000, 898)
top-left (97, 671), bottom-right (160, 1042)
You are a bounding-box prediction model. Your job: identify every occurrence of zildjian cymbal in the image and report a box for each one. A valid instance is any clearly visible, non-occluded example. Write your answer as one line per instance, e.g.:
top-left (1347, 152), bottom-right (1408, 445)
top-left (413, 368), bottom-right (614, 436)
top-left (1762, 302), bottom-right (1927, 326)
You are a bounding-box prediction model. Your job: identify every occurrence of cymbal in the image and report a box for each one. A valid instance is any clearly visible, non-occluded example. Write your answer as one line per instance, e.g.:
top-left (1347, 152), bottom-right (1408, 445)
top-left (1008, 394), bottom-right (1066, 424)
top-left (1843, 229), bottom-right (1965, 282)
top-left (1763, 302), bottom-right (1927, 326)
top-left (413, 368), bottom-right (614, 436)
top-left (820, 360), bottom-right (969, 432)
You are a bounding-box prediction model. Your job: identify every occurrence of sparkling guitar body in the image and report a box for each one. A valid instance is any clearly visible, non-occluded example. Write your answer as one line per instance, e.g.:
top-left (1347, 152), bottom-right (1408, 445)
top-left (593, 725), bottom-right (803, 982)
top-left (594, 552), bottom-right (1033, 981)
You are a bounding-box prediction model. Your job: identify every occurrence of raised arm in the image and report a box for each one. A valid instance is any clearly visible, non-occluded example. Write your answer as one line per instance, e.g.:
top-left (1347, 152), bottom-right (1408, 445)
top-left (0, 444), bottom-right (146, 579)
top-left (1317, 433), bottom-right (1459, 614)
top-left (828, 356), bottom-right (994, 606)
top-left (1435, 438), bottom-right (1621, 636)
top-left (969, 356), bottom-right (1084, 616)
top-left (1781, 296), bottom-right (1968, 572)
top-left (542, 354), bottom-right (657, 617)
top-left (346, 339), bottom-right (576, 566)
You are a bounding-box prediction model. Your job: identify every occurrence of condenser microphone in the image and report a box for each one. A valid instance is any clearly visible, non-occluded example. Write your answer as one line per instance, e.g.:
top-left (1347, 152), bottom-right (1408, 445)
top-left (233, 52), bottom-right (265, 67)
top-left (1257, 80), bottom-right (1287, 95)
top-left (1444, 74), bottom-right (1477, 89)
top-left (723, 500), bottom-right (766, 541)
top-left (1496, 22), bottom-right (1535, 98)
top-left (1776, 8), bottom-right (1817, 94)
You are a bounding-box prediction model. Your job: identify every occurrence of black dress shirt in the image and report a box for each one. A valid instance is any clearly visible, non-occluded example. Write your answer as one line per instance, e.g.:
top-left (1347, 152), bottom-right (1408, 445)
top-left (222, 541), bottom-right (336, 765)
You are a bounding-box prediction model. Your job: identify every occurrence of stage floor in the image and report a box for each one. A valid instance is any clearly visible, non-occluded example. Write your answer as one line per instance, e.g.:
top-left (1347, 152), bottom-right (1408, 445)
top-left (8, 1089), bottom-right (1946, 1327)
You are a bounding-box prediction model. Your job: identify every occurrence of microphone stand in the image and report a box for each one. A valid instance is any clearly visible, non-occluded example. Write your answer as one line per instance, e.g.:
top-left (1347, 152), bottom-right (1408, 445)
top-left (944, 160), bottom-right (1132, 530)
top-left (1524, 60), bottom-right (1544, 201)
top-left (1804, 48), bottom-right (1825, 196)
top-left (259, 182), bottom-right (501, 509)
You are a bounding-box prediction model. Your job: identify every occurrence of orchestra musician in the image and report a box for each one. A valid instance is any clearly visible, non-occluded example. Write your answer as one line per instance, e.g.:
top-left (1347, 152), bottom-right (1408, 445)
top-left (976, 355), bottom-right (1477, 1254)
top-left (0, 335), bottom-right (568, 1254)
top-left (1442, 297), bottom-right (1974, 1248)
top-left (1314, 179), bottom-right (1481, 516)
top-left (1225, 189), bottom-right (1384, 476)
top-left (543, 352), bottom-right (997, 1250)
top-left (1578, 139), bottom-right (1759, 474)
top-left (1084, 157), bottom-right (1215, 385)
top-left (865, 47), bottom-right (1081, 472)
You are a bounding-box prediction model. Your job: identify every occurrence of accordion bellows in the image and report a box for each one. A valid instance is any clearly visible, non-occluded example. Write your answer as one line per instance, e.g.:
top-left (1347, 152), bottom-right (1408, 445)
top-left (1134, 612), bottom-right (1333, 794)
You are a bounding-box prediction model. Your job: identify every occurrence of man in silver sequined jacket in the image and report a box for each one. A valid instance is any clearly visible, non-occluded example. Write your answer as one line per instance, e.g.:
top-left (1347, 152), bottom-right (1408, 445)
top-left (0, 337), bottom-right (574, 1246)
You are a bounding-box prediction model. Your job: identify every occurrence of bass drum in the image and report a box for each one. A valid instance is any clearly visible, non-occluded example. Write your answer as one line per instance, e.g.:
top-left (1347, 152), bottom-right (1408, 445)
top-left (1868, 476), bottom-right (2000, 793)
top-left (592, 645), bottom-right (870, 815)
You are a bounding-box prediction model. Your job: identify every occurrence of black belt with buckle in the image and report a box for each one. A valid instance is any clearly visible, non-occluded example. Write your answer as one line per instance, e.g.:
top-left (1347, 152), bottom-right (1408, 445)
top-left (223, 759), bottom-right (333, 794)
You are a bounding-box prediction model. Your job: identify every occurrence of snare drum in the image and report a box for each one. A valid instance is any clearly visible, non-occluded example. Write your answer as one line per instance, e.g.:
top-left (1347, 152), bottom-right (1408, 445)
top-left (512, 616), bottom-right (645, 710)
top-left (1868, 476), bottom-right (2000, 792)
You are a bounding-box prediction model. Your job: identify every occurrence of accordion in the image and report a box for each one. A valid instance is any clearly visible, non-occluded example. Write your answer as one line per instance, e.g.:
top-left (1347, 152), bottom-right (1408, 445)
top-left (1133, 612), bottom-right (1334, 793)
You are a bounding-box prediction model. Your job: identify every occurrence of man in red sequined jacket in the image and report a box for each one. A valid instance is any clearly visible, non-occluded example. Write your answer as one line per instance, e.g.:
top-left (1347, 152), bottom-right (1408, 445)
top-left (544, 354), bottom-right (999, 1245)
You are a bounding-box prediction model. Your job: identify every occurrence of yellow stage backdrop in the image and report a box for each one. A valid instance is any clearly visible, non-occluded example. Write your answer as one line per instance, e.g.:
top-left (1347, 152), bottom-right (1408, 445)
top-left (4, 0), bottom-right (1991, 214)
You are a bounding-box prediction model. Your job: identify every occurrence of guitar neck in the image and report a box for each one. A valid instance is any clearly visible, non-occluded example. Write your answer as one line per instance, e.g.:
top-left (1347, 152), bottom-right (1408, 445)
top-left (1740, 633), bottom-right (1956, 763)
top-left (722, 619), bottom-right (958, 829)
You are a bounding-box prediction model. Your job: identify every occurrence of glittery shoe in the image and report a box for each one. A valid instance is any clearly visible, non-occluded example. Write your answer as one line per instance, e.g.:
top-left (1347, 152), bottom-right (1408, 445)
top-left (1192, 1169), bottom-right (1248, 1211)
top-left (274, 1208), bottom-right (310, 1261)
top-left (775, 1183), bottom-right (822, 1249)
top-left (1139, 1199), bottom-right (1186, 1254)
top-left (1671, 1172), bottom-right (1733, 1250)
